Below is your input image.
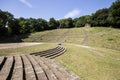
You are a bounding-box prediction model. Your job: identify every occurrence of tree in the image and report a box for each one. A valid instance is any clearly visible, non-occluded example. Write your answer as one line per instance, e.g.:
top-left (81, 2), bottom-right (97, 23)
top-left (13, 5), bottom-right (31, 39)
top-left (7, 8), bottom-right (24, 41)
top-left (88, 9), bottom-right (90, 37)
top-left (91, 8), bottom-right (109, 26)
top-left (0, 10), bottom-right (8, 36)
top-left (48, 18), bottom-right (58, 29)
top-left (75, 15), bottom-right (91, 27)
top-left (64, 18), bottom-right (73, 28)
top-left (108, 0), bottom-right (120, 28)
top-left (58, 18), bottom-right (74, 28)
top-left (37, 18), bottom-right (48, 31)
top-left (17, 17), bottom-right (30, 34)
top-left (0, 10), bottom-right (15, 36)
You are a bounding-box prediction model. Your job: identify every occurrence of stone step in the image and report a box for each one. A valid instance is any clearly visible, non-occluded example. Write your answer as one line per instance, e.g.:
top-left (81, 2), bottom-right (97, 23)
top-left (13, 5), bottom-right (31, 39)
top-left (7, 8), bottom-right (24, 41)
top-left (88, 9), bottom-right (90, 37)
top-left (35, 46), bottom-right (61, 56)
top-left (33, 56), bottom-right (58, 80)
top-left (49, 48), bottom-right (66, 59)
top-left (47, 59), bottom-right (80, 80)
top-left (45, 48), bottom-right (65, 58)
top-left (21, 55), bottom-right (36, 80)
top-left (12, 55), bottom-right (23, 80)
top-left (30, 46), bottom-right (59, 55)
top-left (40, 47), bottom-right (63, 57)
top-left (0, 56), bottom-right (6, 70)
top-left (27, 55), bottom-right (48, 80)
top-left (0, 55), bottom-right (81, 80)
top-left (40, 57), bottom-right (67, 80)
top-left (0, 56), bottom-right (14, 80)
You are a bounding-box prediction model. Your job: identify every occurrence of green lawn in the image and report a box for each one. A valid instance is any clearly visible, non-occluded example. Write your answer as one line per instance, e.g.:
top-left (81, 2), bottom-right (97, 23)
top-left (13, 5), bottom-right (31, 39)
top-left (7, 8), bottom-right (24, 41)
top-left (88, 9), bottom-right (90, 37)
top-left (87, 27), bottom-right (120, 51)
top-left (0, 27), bottom-right (120, 80)
top-left (23, 29), bottom-right (68, 42)
top-left (14, 27), bottom-right (120, 51)
top-left (55, 43), bottom-right (120, 80)
top-left (0, 43), bottom-right (56, 56)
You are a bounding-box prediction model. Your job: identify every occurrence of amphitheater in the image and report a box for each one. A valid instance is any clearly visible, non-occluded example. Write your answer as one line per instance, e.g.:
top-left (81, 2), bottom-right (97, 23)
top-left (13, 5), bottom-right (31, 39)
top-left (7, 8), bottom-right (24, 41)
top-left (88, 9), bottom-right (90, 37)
top-left (0, 29), bottom-right (81, 80)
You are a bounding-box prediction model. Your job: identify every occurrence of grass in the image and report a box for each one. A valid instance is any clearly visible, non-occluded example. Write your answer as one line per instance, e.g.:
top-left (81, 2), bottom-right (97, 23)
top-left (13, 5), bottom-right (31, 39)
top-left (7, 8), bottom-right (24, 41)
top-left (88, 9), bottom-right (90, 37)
top-left (0, 27), bottom-right (120, 80)
top-left (0, 43), bottom-right (56, 56)
top-left (2, 27), bottom-right (119, 50)
top-left (23, 29), bottom-right (68, 43)
top-left (63, 28), bottom-right (85, 44)
top-left (87, 27), bottom-right (120, 51)
top-left (55, 43), bottom-right (120, 80)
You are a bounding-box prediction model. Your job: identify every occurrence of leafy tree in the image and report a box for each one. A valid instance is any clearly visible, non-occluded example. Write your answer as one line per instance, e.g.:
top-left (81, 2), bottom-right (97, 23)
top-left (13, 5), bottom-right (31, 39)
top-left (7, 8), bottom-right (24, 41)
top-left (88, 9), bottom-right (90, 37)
top-left (91, 8), bottom-right (109, 26)
top-left (59, 18), bottom-right (73, 28)
top-left (0, 10), bottom-right (15, 36)
top-left (0, 10), bottom-right (8, 36)
top-left (37, 18), bottom-right (48, 31)
top-left (64, 18), bottom-right (73, 28)
top-left (48, 18), bottom-right (58, 29)
top-left (17, 17), bottom-right (30, 34)
top-left (75, 15), bottom-right (91, 27)
top-left (108, 0), bottom-right (120, 28)
top-left (59, 19), bottom-right (66, 28)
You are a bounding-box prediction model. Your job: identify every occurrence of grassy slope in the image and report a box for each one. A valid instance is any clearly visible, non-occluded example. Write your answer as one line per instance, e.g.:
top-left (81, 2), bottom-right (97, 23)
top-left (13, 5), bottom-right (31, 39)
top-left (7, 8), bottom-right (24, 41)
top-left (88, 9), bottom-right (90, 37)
top-left (23, 29), bottom-right (68, 43)
top-left (63, 28), bottom-right (85, 44)
top-left (0, 43), bottom-right (56, 56)
top-left (63, 27), bottom-right (120, 51)
top-left (55, 43), bottom-right (120, 80)
top-left (0, 27), bottom-right (120, 80)
top-left (22, 27), bottom-right (120, 50)
top-left (87, 27), bottom-right (120, 51)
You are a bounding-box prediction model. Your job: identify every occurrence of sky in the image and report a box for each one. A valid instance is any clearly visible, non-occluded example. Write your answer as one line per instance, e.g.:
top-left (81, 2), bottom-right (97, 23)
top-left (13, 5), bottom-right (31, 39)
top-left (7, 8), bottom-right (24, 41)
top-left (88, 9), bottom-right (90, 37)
top-left (0, 0), bottom-right (115, 20)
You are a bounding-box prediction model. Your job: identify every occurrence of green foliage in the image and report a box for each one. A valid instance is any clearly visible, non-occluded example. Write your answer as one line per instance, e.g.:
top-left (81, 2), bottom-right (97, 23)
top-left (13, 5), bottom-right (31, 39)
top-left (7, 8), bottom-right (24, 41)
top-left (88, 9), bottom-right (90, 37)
top-left (91, 8), bottom-right (109, 26)
top-left (0, 10), bottom-right (15, 36)
top-left (108, 0), bottom-right (120, 27)
top-left (0, 10), bottom-right (7, 36)
top-left (0, 0), bottom-right (120, 37)
top-left (59, 18), bottom-right (73, 28)
top-left (75, 15), bottom-right (91, 27)
top-left (48, 18), bottom-right (58, 29)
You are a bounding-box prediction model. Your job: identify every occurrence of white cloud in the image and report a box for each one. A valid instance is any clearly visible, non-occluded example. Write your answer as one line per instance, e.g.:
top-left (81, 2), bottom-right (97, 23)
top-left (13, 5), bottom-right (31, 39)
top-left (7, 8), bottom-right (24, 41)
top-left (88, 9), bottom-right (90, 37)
top-left (19, 0), bottom-right (32, 8)
top-left (64, 9), bottom-right (80, 18)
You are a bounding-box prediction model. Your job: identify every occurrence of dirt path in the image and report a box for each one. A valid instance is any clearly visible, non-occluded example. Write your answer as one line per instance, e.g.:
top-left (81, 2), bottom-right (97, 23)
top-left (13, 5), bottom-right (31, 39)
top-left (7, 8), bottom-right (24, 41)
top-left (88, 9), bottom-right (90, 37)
top-left (57, 29), bottom-right (71, 44)
top-left (81, 28), bottom-right (89, 45)
top-left (69, 43), bottom-right (105, 58)
top-left (0, 42), bottom-right (43, 49)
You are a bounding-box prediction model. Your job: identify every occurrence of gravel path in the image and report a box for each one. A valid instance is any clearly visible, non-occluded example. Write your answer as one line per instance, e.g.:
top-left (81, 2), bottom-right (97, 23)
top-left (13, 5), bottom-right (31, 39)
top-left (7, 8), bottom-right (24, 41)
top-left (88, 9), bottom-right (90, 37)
top-left (0, 43), bottom-right (43, 49)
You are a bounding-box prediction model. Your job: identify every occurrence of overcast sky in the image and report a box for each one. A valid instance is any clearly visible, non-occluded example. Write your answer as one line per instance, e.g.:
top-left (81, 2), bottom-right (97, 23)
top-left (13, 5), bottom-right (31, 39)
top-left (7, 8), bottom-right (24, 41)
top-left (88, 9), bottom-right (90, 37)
top-left (0, 0), bottom-right (115, 20)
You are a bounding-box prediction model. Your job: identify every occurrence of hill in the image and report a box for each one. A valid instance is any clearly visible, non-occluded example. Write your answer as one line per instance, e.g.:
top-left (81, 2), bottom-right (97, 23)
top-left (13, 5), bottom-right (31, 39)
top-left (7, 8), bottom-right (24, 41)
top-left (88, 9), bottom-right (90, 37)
top-left (0, 27), bottom-right (120, 80)
top-left (20, 27), bottom-right (120, 51)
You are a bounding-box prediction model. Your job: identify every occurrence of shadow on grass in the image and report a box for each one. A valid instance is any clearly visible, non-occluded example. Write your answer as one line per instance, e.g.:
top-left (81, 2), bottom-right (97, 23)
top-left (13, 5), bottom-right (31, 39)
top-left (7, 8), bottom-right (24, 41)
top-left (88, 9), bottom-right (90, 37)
top-left (0, 33), bottom-right (30, 43)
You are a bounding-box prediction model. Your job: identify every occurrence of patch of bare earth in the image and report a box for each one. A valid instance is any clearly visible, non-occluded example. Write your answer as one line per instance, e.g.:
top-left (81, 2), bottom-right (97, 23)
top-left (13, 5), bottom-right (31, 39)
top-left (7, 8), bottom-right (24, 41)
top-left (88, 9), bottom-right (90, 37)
top-left (0, 42), bottom-right (43, 49)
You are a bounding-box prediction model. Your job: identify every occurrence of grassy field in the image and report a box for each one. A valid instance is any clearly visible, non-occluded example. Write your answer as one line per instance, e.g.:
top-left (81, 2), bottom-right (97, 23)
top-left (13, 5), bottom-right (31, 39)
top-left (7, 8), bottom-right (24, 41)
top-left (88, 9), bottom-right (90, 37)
top-left (23, 29), bottom-right (68, 43)
top-left (55, 43), bottom-right (120, 80)
top-left (21, 27), bottom-right (120, 50)
top-left (63, 27), bottom-right (120, 51)
top-left (0, 27), bottom-right (120, 80)
top-left (0, 43), bottom-right (56, 56)
top-left (87, 27), bottom-right (120, 51)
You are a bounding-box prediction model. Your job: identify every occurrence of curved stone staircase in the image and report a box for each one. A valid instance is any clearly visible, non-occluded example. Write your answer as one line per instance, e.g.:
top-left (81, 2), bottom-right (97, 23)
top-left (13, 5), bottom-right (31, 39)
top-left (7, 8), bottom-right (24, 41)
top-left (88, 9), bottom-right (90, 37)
top-left (30, 45), bottom-right (66, 59)
top-left (0, 45), bottom-right (80, 80)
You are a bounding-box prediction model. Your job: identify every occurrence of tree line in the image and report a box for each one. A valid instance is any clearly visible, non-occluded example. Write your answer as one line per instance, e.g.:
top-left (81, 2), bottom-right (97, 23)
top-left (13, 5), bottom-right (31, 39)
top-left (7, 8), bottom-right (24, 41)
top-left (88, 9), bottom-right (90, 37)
top-left (0, 0), bottom-right (119, 36)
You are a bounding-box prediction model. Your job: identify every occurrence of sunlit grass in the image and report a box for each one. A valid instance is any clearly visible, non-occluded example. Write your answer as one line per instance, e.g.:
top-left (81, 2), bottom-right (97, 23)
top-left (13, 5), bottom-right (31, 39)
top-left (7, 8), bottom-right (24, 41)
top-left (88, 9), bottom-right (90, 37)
top-left (55, 43), bottom-right (120, 80)
top-left (22, 27), bottom-right (120, 50)
top-left (0, 27), bottom-right (120, 80)
top-left (23, 29), bottom-right (68, 42)
top-left (0, 43), bottom-right (56, 56)
top-left (87, 27), bottom-right (120, 50)
top-left (63, 28), bottom-right (85, 44)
